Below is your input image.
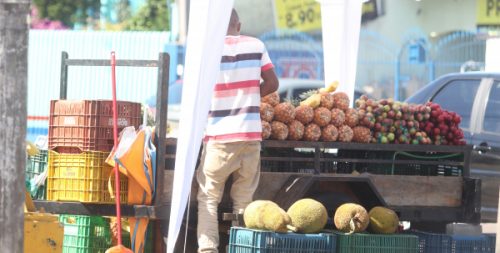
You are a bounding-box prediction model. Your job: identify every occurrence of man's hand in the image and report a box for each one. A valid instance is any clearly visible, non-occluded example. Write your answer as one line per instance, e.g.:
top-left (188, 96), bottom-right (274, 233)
top-left (260, 68), bottom-right (279, 97)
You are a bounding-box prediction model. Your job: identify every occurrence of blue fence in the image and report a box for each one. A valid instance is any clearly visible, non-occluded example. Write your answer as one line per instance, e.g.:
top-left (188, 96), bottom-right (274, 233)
top-left (257, 28), bottom-right (486, 101)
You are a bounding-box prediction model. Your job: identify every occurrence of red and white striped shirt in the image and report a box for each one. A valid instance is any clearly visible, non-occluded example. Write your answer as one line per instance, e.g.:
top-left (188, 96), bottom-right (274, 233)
top-left (204, 35), bottom-right (274, 143)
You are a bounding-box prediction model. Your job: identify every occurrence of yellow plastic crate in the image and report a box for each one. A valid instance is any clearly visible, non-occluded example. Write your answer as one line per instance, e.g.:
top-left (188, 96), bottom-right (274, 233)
top-left (25, 212), bottom-right (64, 253)
top-left (47, 150), bottom-right (128, 203)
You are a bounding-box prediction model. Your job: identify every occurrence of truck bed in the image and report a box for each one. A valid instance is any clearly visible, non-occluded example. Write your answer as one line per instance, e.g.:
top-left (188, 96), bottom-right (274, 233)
top-left (163, 139), bottom-right (480, 226)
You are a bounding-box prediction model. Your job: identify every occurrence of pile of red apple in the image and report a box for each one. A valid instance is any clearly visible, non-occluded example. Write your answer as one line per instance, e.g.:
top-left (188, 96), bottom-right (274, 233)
top-left (421, 102), bottom-right (465, 145)
top-left (355, 96), bottom-right (465, 145)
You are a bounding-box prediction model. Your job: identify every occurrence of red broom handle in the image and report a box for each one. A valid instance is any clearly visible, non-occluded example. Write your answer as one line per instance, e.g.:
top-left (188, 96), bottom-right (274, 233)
top-left (111, 51), bottom-right (123, 245)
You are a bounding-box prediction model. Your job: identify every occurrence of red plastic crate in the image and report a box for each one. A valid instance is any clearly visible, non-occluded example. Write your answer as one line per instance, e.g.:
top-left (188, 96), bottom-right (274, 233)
top-left (49, 100), bottom-right (142, 153)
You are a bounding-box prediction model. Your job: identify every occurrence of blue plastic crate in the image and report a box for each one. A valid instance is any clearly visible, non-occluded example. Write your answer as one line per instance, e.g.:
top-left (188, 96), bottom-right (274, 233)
top-left (228, 227), bottom-right (336, 253)
top-left (408, 230), bottom-right (495, 253)
top-left (485, 234), bottom-right (496, 252)
top-left (25, 149), bottom-right (48, 200)
top-left (334, 231), bottom-right (419, 253)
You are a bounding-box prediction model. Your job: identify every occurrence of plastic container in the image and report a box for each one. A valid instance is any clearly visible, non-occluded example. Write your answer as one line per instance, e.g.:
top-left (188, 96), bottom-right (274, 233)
top-left (485, 234), bottom-right (496, 252)
top-left (26, 149), bottom-right (48, 200)
top-left (27, 149), bottom-right (49, 179)
top-left (25, 212), bottom-right (64, 253)
top-left (335, 231), bottom-right (419, 253)
top-left (228, 227), bottom-right (336, 253)
top-left (47, 150), bottom-right (127, 203)
top-left (49, 100), bottom-right (142, 153)
top-left (59, 215), bottom-right (112, 253)
top-left (408, 230), bottom-right (495, 253)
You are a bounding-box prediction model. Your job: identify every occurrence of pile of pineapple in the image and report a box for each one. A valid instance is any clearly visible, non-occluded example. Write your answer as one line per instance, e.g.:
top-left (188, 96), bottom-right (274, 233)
top-left (260, 81), bottom-right (372, 143)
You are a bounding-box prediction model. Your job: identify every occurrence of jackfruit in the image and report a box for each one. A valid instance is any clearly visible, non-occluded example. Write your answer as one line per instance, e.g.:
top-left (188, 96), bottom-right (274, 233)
top-left (368, 206), bottom-right (399, 234)
top-left (334, 203), bottom-right (369, 234)
top-left (300, 93), bottom-right (321, 108)
top-left (287, 198), bottom-right (328, 233)
top-left (244, 200), bottom-right (296, 233)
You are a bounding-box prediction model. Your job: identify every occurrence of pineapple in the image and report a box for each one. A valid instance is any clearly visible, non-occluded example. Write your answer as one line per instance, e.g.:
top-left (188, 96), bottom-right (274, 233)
top-left (260, 102), bottom-right (274, 122)
top-left (262, 121), bottom-right (272, 139)
top-left (274, 102), bottom-right (296, 124)
top-left (262, 92), bottom-right (280, 106)
top-left (352, 126), bottom-right (372, 143)
top-left (313, 107), bottom-right (332, 127)
top-left (338, 125), bottom-right (354, 142)
top-left (319, 92), bottom-right (334, 109)
top-left (284, 97), bottom-right (302, 107)
top-left (295, 105), bottom-right (314, 125)
top-left (271, 121), bottom-right (289, 140)
top-left (303, 123), bottom-right (321, 141)
top-left (331, 108), bottom-right (346, 127)
top-left (299, 89), bottom-right (319, 100)
top-left (344, 108), bottom-right (359, 128)
top-left (321, 125), bottom-right (339, 142)
top-left (287, 120), bottom-right (305, 141)
top-left (333, 92), bottom-right (350, 111)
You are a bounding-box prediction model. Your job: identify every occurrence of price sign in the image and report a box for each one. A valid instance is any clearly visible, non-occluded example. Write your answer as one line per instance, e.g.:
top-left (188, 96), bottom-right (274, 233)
top-left (477, 0), bottom-right (500, 26)
top-left (274, 0), bottom-right (322, 32)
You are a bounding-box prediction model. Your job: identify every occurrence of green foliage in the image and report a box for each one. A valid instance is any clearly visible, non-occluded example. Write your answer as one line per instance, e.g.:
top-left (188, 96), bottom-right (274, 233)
top-left (125, 0), bottom-right (170, 31)
top-left (116, 0), bottom-right (132, 23)
top-left (32, 0), bottom-right (100, 28)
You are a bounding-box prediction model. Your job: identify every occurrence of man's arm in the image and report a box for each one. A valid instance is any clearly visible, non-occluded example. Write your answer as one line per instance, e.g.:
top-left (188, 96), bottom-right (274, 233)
top-left (260, 68), bottom-right (279, 97)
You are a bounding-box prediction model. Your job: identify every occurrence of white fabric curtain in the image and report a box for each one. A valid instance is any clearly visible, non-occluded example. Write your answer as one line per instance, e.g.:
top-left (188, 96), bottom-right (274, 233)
top-left (319, 0), bottom-right (363, 105)
top-left (166, 1), bottom-right (234, 252)
top-left (486, 38), bottom-right (500, 72)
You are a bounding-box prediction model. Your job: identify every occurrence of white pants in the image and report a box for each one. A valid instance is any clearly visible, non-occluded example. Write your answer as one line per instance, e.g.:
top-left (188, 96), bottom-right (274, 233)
top-left (196, 141), bottom-right (261, 253)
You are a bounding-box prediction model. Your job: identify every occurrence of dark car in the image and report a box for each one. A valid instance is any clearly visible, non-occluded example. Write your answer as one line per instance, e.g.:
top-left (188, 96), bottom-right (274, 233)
top-left (406, 72), bottom-right (500, 222)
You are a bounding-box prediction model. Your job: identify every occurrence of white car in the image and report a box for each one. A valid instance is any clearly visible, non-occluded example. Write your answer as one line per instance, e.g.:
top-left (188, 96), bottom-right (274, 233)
top-left (277, 78), bottom-right (325, 101)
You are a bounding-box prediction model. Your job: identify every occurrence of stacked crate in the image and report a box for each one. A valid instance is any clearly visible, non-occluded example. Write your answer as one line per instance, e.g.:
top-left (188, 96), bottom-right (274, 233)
top-left (408, 230), bottom-right (496, 253)
top-left (59, 214), bottom-right (112, 253)
top-left (47, 100), bottom-right (141, 203)
top-left (228, 227), bottom-right (337, 253)
top-left (228, 227), bottom-right (422, 253)
top-left (334, 231), bottom-right (419, 253)
top-left (26, 149), bottom-right (49, 200)
top-left (47, 100), bottom-right (142, 252)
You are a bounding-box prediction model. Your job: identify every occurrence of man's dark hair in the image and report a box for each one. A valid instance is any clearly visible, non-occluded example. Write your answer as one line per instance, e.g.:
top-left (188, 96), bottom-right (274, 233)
top-left (229, 9), bottom-right (239, 28)
top-left (227, 9), bottom-right (240, 35)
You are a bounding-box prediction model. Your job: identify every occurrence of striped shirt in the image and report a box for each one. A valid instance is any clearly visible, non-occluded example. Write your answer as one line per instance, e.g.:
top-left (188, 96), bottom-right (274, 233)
top-left (204, 35), bottom-right (274, 143)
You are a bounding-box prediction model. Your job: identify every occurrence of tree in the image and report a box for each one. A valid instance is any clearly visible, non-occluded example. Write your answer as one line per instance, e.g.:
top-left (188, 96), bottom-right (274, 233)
top-left (125, 0), bottom-right (170, 31)
top-left (32, 0), bottom-right (100, 28)
top-left (116, 0), bottom-right (132, 23)
top-left (31, 6), bottom-right (68, 30)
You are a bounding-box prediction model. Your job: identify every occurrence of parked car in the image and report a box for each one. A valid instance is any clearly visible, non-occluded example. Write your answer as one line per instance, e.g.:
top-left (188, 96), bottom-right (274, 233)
top-left (406, 72), bottom-right (500, 222)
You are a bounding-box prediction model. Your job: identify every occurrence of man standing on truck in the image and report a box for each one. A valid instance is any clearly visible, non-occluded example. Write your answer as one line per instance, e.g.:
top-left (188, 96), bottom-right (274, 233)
top-left (196, 9), bottom-right (279, 253)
